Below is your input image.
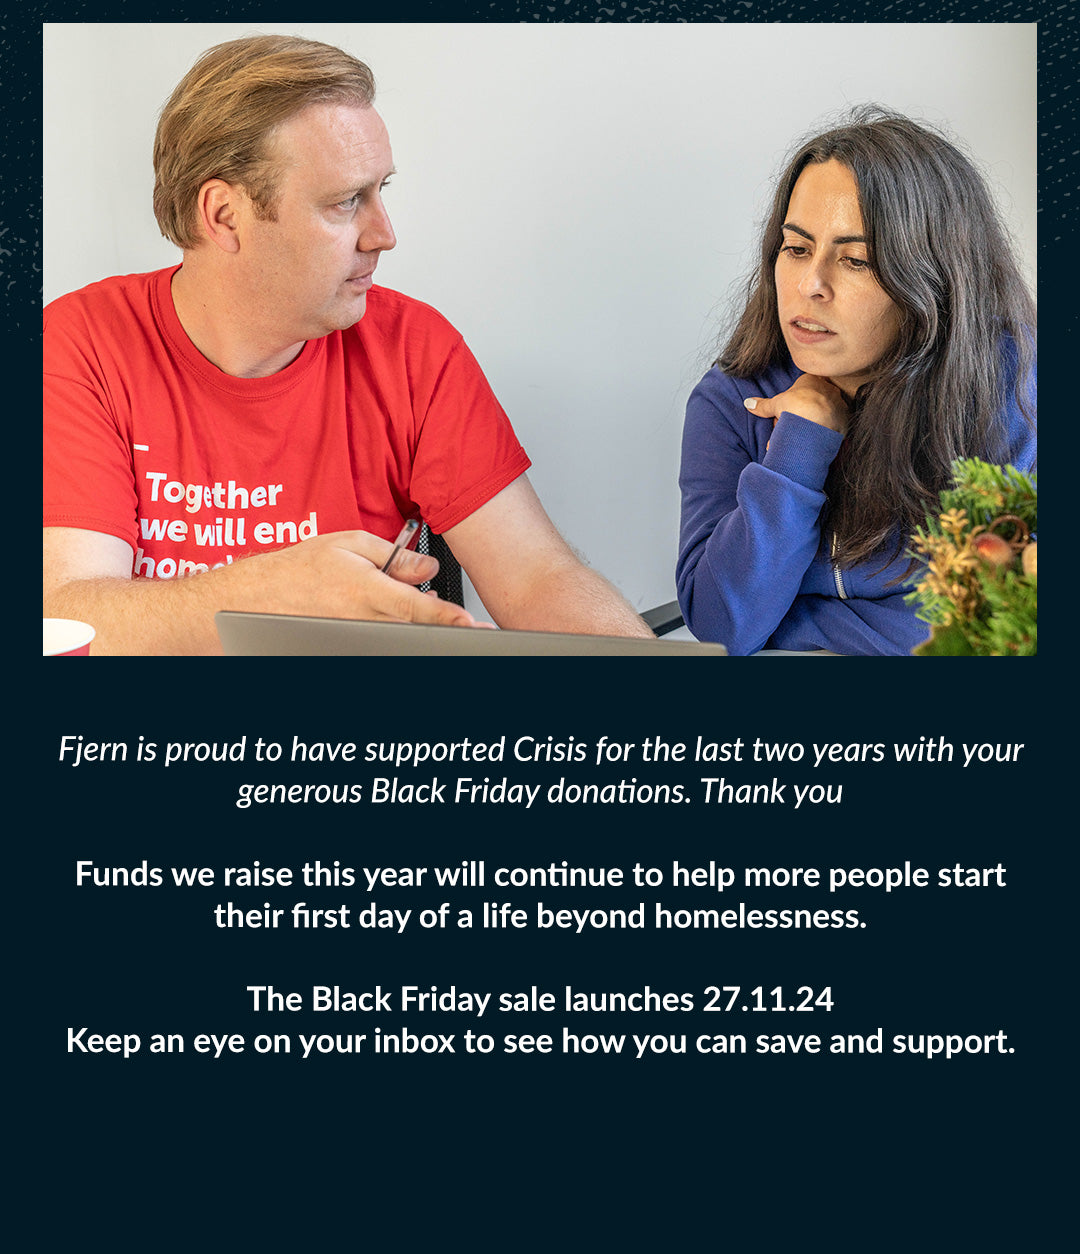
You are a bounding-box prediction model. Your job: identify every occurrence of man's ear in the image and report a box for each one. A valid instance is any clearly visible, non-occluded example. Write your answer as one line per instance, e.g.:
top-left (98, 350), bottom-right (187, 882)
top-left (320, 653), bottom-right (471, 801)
top-left (195, 179), bottom-right (244, 253)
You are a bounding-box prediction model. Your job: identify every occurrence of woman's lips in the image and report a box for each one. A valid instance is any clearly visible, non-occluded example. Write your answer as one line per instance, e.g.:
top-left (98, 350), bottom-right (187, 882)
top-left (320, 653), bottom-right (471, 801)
top-left (787, 317), bottom-right (835, 345)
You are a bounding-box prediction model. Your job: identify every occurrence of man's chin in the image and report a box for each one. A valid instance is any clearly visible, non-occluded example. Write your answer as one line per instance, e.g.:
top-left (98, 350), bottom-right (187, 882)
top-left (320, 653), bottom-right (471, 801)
top-left (318, 295), bottom-right (367, 337)
top-left (342, 291), bottom-right (368, 326)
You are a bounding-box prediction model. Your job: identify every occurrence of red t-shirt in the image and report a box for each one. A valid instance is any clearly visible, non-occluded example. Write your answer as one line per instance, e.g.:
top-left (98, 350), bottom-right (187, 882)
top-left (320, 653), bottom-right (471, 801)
top-left (43, 266), bottom-right (531, 579)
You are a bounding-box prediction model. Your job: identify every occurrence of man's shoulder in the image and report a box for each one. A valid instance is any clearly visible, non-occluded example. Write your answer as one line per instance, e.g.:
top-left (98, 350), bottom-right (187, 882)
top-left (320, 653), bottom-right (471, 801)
top-left (356, 285), bottom-right (463, 346)
top-left (44, 267), bottom-right (173, 329)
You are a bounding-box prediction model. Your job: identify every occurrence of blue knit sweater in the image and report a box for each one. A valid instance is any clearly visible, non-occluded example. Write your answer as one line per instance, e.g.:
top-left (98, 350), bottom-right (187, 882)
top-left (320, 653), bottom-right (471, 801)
top-left (676, 353), bottom-right (1036, 656)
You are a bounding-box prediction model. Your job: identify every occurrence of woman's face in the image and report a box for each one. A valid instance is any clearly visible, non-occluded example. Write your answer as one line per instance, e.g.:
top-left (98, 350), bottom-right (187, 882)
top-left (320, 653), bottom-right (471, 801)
top-left (774, 159), bottom-right (900, 397)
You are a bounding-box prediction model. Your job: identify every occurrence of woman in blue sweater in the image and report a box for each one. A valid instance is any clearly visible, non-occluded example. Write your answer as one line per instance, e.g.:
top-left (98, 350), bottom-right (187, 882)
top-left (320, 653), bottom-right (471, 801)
top-left (677, 108), bottom-right (1036, 655)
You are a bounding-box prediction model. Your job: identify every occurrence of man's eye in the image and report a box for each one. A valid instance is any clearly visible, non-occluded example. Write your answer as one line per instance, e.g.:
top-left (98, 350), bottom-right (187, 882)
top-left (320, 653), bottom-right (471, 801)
top-left (337, 180), bottom-right (391, 211)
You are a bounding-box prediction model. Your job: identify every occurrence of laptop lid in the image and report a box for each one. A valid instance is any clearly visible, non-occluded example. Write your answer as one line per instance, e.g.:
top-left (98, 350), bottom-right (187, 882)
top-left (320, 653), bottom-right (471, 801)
top-left (215, 611), bottom-right (727, 657)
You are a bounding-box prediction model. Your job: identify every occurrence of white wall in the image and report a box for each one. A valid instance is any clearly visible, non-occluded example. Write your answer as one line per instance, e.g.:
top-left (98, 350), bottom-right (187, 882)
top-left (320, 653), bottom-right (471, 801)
top-left (44, 22), bottom-right (1036, 615)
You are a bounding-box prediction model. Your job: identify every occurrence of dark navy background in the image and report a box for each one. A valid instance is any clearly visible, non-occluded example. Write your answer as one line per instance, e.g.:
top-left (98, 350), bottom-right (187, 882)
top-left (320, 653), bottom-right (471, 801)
top-left (27, 663), bottom-right (1058, 1248)
top-left (19, 3), bottom-right (1067, 1249)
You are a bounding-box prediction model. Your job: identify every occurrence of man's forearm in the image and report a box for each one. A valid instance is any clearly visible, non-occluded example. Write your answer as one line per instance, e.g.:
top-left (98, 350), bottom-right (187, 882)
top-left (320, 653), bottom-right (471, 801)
top-left (43, 529), bottom-right (481, 655)
top-left (492, 562), bottom-right (654, 638)
top-left (45, 573), bottom-right (238, 655)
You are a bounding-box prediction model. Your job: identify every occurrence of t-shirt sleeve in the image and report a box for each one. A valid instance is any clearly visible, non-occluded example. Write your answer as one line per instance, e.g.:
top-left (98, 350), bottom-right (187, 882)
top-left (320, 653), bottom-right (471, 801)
top-left (43, 299), bottom-right (140, 550)
top-left (406, 336), bottom-right (531, 534)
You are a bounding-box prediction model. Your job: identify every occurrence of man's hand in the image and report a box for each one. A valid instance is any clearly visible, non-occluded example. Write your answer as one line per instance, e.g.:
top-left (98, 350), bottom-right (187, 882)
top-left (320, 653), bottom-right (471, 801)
top-left (744, 373), bottom-right (851, 436)
top-left (240, 530), bottom-right (482, 624)
top-left (42, 526), bottom-right (484, 655)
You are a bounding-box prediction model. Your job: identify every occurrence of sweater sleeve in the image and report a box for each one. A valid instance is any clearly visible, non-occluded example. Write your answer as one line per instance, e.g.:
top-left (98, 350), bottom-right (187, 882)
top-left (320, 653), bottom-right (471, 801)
top-left (767, 588), bottom-right (932, 655)
top-left (676, 369), bottom-right (843, 655)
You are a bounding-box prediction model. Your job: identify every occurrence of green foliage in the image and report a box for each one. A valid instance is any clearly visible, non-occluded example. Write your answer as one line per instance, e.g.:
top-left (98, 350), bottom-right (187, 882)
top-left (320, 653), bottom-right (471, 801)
top-left (906, 459), bottom-right (1037, 656)
top-left (935, 459), bottom-right (1037, 536)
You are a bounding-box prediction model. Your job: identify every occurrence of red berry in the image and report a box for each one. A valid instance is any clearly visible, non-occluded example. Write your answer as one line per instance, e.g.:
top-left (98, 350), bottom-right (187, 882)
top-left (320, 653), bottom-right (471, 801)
top-left (972, 533), bottom-right (1014, 567)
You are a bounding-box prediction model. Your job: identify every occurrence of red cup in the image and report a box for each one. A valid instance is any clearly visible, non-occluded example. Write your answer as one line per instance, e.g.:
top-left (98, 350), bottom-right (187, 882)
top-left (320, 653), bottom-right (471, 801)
top-left (43, 618), bottom-right (96, 656)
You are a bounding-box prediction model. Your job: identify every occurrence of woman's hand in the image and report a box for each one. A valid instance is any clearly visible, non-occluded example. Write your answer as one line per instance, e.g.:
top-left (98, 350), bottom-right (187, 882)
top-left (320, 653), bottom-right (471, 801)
top-left (744, 373), bottom-right (851, 436)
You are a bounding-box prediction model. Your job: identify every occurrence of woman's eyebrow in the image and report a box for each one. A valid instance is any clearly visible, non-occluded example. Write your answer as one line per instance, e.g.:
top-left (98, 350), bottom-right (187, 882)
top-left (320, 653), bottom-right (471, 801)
top-left (782, 220), bottom-right (867, 245)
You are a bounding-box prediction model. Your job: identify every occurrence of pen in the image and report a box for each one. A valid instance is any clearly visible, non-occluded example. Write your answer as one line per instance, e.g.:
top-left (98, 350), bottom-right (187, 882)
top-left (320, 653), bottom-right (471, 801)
top-left (381, 518), bottom-right (421, 573)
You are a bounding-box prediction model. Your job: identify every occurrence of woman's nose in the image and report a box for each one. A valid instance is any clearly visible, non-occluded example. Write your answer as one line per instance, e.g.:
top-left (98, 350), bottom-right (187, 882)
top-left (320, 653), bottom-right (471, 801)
top-left (798, 260), bottom-right (831, 299)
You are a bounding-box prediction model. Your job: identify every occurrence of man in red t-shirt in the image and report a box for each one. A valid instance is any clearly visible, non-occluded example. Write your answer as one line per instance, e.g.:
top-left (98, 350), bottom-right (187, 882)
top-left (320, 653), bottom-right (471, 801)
top-left (43, 33), bottom-right (651, 654)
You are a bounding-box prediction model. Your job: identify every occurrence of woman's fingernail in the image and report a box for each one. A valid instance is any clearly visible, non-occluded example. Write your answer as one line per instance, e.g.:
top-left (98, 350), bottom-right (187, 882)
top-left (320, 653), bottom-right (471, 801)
top-left (744, 397), bottom-right (758, 410)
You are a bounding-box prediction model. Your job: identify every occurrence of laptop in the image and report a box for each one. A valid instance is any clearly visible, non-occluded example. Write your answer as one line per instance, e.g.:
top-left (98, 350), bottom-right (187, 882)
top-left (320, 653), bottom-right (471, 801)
top-left (215, 611), bottom-right (727, 657)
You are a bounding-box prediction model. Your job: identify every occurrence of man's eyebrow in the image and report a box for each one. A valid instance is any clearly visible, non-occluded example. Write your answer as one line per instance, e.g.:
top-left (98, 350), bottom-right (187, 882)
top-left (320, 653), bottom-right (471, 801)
top-left (326, 168), bottom-right (397, 199)
top-left (782, 221), bottom-right (867, 246)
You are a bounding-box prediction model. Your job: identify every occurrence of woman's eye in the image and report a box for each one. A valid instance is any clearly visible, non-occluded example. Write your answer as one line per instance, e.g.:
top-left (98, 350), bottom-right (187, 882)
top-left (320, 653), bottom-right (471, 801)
top-left (780, 244), bottom-right (808, 258)
top-left (842, 256), bottom-right (870, 270)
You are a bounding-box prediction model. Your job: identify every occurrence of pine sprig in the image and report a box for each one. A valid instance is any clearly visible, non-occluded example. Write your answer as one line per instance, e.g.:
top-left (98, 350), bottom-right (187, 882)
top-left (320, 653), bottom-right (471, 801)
top-left (935, 459), bottom-right (1037, 536)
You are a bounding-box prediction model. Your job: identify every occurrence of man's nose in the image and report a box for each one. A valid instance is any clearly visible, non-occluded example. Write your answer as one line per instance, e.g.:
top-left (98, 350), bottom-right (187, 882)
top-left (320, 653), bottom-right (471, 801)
top-left (361, 199), bottom-right (396, 253)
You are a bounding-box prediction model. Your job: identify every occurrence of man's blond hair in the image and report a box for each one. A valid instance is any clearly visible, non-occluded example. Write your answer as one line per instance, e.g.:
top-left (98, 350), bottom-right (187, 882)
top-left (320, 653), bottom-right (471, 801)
top-left (153, 34), bottom-right (376, 250)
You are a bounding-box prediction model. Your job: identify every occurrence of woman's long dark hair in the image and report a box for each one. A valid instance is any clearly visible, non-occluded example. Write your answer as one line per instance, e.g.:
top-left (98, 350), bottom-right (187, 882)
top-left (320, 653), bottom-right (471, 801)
top-left (720, 106), bottom-right (1035, 568)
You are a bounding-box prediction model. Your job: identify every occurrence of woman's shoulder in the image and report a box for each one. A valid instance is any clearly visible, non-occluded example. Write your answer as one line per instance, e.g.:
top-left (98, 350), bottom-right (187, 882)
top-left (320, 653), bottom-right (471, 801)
top-left (996, 326), bottom-right (1036, 384)
top-left (996, 327), bottom-right (1036, 415)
